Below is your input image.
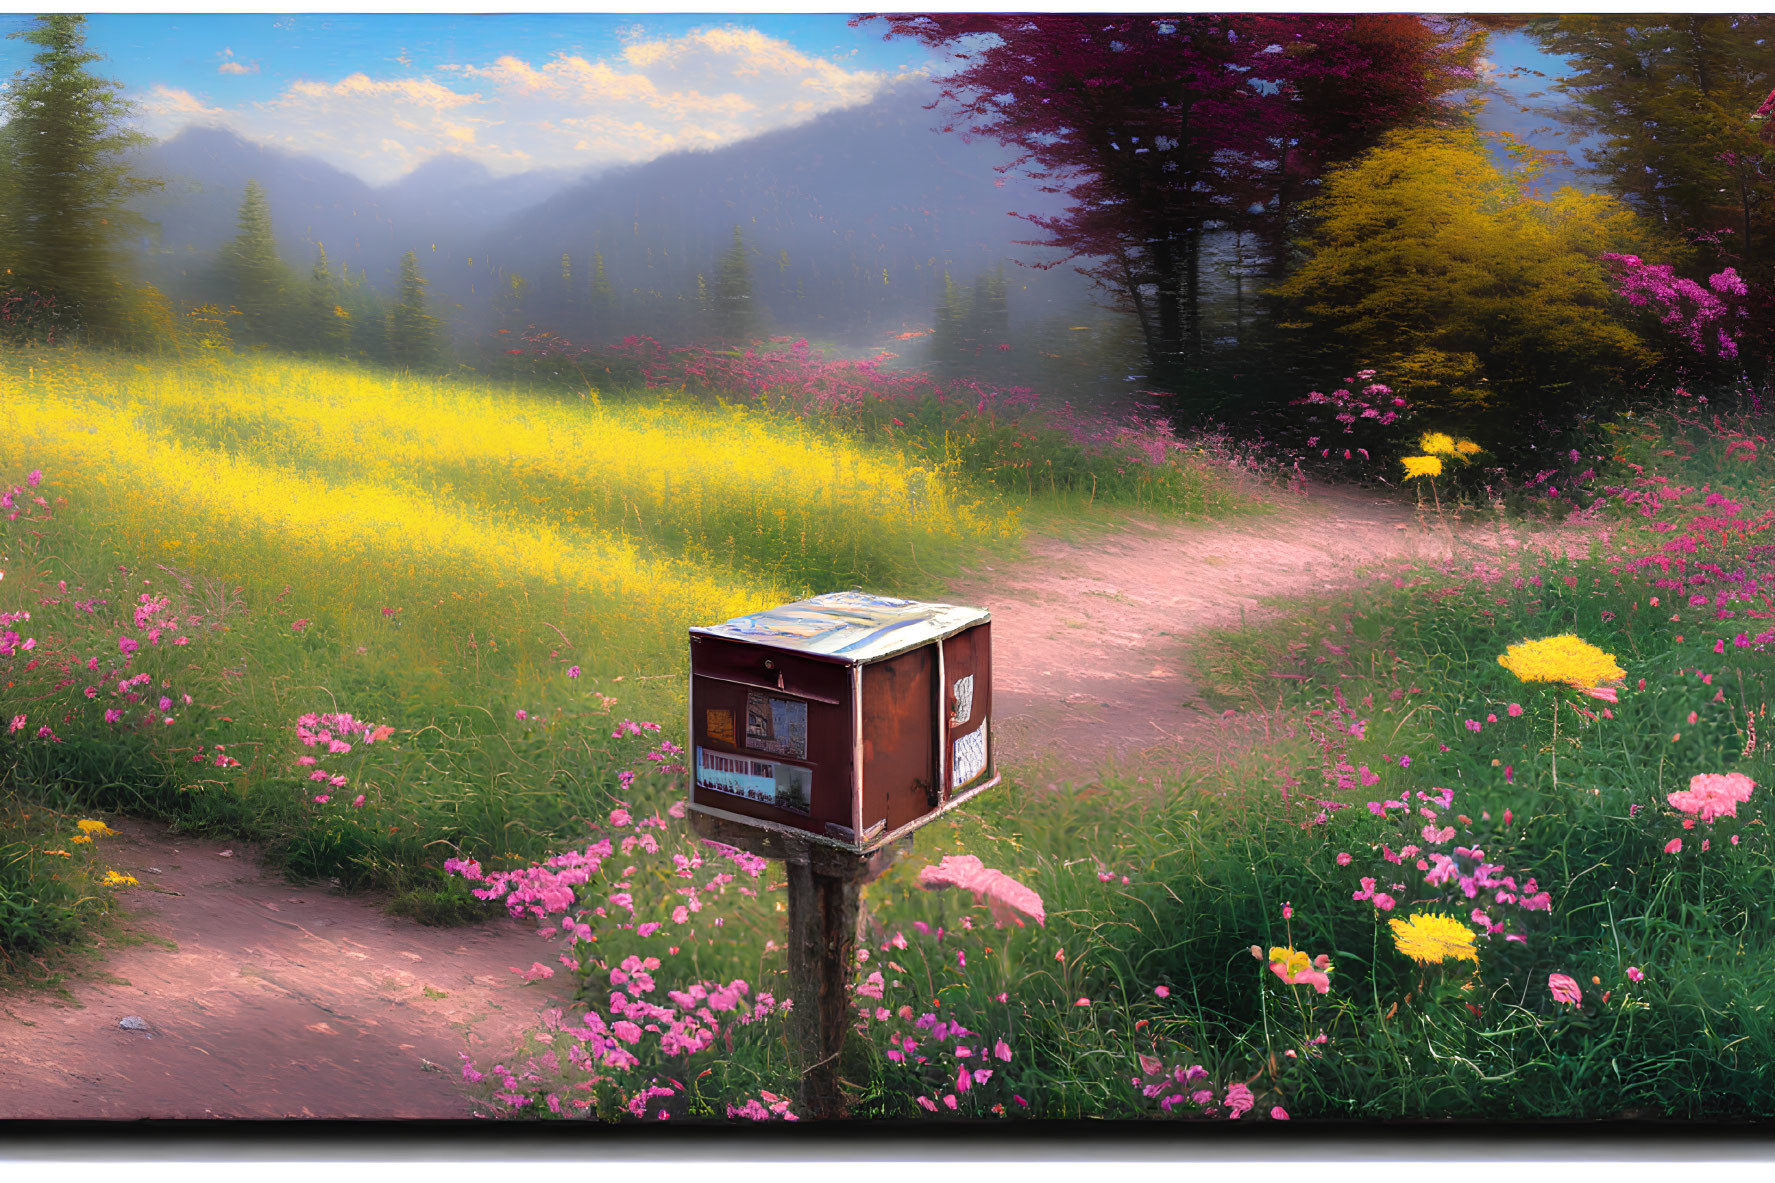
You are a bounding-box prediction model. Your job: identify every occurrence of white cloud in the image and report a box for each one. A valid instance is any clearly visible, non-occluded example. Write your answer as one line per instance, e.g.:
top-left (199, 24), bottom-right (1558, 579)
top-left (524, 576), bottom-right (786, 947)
top-left (136, 25), bottom-right (906, 185)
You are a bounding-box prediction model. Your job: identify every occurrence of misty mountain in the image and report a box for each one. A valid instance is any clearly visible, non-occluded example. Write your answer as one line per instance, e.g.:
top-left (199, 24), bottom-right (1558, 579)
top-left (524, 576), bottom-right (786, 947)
top-left (126, 83), bottom-right (1102, 353)
top-left (129, 127), bottom-right (586, 297)
top-left (444, 81), bottom-right (1095, 348)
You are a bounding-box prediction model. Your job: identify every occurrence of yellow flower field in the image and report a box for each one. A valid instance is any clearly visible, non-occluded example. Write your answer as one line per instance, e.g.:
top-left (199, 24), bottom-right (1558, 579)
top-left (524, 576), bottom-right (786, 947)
top-left (0, 350), bottom-right (1020, 681)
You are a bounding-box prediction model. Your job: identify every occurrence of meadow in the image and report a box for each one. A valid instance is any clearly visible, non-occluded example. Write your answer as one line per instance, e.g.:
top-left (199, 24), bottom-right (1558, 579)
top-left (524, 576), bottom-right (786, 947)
top-left (4, 342), bottom-right (1774, 1122)
top-left (0, 344), bottom-right (1253, 932)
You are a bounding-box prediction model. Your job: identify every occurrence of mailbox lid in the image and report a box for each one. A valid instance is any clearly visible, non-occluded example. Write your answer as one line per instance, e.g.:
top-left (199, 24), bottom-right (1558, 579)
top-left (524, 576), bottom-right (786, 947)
top-left (690, 591), bottom-right (989, 665)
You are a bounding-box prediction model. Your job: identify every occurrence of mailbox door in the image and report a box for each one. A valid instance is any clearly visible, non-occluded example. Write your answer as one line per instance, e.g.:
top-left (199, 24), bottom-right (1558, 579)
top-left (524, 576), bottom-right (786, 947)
top-left (941, 622), bottom-right (993, 798)
top-left (859, 642), bottom-right (938, 842)
top-left (689, 635), bottom-right (853, 838)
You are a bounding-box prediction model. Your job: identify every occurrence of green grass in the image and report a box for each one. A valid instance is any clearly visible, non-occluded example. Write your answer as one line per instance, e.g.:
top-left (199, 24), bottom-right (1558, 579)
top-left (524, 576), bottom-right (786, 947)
top-left (0, 344), bottom-right (1264, 938)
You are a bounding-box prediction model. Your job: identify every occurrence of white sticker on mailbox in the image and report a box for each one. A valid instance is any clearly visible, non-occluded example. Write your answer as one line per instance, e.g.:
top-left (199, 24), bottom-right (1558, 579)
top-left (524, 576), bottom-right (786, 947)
top-left (696, 747), bottom-right (811, 814)
top-left (952, 720), bottom-right (988, 790)
top-left (950, 674), bottom-right (974, 727)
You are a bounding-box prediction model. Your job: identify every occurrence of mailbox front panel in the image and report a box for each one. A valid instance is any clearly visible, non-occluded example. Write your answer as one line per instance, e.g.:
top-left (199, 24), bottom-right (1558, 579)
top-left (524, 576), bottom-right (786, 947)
top-left (689, 635), bottom-right (854, 839)
top-left (941, 623), bottom-right (993, 798)
top-left (859, 642), bottom-right (939, 842)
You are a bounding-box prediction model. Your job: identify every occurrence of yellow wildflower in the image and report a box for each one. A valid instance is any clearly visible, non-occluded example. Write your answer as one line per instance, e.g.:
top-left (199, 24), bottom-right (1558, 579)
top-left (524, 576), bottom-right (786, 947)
top-left (1401, 455), bottom-right (1443, 480)
top-left (69, 833), bottom-right (92, 844)
top-left (76, 819), bottom-right (116, 837)
top-left (1455, 440), bottom-right (1482, 455)
top-left (1497, 634), bottom-right (1625, 688)
top-left (1419, 432), bottom-right (1458, 456)
top-left (1388, 913), bottom-right (1479, 965)
top-left (101, 870), bottom-right (138, 888)
top-left (42, 849), bottom-right (70, 858)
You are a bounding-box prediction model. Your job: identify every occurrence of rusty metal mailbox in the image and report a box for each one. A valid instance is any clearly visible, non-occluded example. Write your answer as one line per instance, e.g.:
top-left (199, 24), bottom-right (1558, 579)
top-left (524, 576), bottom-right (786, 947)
top-left (687, 591), bottom-right (996, 853)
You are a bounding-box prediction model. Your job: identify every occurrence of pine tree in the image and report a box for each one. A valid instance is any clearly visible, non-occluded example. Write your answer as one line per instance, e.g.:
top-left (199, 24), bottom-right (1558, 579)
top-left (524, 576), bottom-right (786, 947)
top-left (967, 265), bottom-right (1009, 349)
top-left (338, 264), bottom-right (388, 363)
top-left (587, 249), bottom-right (614, 342)
top-left (710, 225), bottom-right (757, 343)
top-left (494, 271), bottom-right (528, 334)
top-left (2, 14), bottom-right (160, 339)
top-left (931, 271), bottom-right (971, 376)
top-left (386, 249), bottom-right (440, 369)
top-left (220, 180), bottom-right (291, 347)
top-left (299, 244), bottom-right (350, 356)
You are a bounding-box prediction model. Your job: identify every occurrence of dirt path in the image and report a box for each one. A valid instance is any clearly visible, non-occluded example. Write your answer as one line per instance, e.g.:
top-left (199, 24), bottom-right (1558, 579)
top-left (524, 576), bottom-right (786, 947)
top-left (0, 481), bottom-right (1600, 1120)
top-left (950, 482), bottom-right (1599, 782)
top-left (0, 819), bottom-right (543, 1119)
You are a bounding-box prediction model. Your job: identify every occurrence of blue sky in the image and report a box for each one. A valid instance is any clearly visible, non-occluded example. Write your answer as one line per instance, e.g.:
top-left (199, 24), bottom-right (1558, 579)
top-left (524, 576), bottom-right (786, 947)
top-left (0, 13), bottom-right (940, 184)
top-left (0, 15), bottom-right (1583, 189)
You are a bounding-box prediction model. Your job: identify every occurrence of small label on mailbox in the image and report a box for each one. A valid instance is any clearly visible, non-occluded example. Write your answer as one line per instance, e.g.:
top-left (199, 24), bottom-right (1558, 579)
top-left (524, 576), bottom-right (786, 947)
top-left (745, 690), bottom-right (808, 760)
top-left (696, 746), bottom-right (812, 814)
top-left (952, 720), bottom-right (988, 790)
top-left (951, 675), bottom-right (974, 727)
top-left (706, 708), bottom-right (736, 746)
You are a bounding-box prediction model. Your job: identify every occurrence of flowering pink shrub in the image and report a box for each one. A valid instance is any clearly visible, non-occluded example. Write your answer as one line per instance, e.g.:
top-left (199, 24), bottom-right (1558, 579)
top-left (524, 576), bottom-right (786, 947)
top-left (1601, 253), bottom-right (1747, 360)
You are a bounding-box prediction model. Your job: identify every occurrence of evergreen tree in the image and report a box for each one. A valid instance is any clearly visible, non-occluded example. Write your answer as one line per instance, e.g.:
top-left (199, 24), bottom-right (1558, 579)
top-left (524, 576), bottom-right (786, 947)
top-left (386, 249), bottom-right (440, 369)
top-left (558, 252), bottom-right (576, 318)
top-left (299, 244), bottom-right (350, 356)
top-left (494, 271), bottom-right (528, 334)
top-left (588, 249), bottom-right (614, 339)
top-left (710, 225), bottom-right (757, 343)
top-left (967, 265), bottom-right (1009, 350)
top-left (220, 180), bottom-right (291, 347)
top-left (338, 264), bottom-right (388, 363)
top-left (2, 14), bottom-right (160, 339)
top-left (931, 271), bottom-right (971, 376)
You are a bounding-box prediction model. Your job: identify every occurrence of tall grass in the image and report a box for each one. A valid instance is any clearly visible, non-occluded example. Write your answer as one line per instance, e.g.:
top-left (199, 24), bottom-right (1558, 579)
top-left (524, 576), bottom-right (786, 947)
top-left (0, 346), bottom-right (1261, 930)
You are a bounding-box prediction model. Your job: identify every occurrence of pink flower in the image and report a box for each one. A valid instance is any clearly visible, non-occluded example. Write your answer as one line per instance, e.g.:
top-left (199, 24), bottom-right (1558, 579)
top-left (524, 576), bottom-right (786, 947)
top-left (1664, 838), bottom-right (1683, 854)
top-left (567, 665), bottom-right (581, 678)
top-left (1335, 852), bottom-right (1352, 866)
top-left (1154, 985), bottom-right (1170, 998)
top-left (1281, 902), bottom-right (1293, 920)
top-left (352, 795), bottom-right (365, 807)
top-left (515, 709), bottom-right (528, 721)
top-left (917, 855), bottom-right (1045, 928)
top-left (1667, 772), bottom-right (1756, 822)
top-left (994, 1038), bottom-right (1012, 1061)
top-left (312, 795), bottom-right (330, 804)
top-left (1224, 1082), bottom-right (1255, 1118)
top-left (1075, 997), bottom-right (1091, 1007)
top-left (1507, 703), bottom-right (1523, 717)
top-left (1271, 1107), bottom-right (1289, 1120)
top-left (1626, 966), bottom-right (1644, 982)
top-left (1549, 972), bottom-right (1582, 1006)
top-left (609, 808), bottom-right (632, 827)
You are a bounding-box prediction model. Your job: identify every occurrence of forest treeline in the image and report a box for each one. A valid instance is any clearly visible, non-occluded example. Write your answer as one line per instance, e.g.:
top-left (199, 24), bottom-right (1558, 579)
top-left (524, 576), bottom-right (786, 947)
top-left (4, 13), bottom-right (1775, 436)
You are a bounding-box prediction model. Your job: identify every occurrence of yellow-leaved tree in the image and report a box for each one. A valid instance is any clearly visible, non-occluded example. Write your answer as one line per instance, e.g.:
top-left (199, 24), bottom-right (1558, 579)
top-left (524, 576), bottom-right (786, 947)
top-left (1271, 127), bottom-right (1658, 424)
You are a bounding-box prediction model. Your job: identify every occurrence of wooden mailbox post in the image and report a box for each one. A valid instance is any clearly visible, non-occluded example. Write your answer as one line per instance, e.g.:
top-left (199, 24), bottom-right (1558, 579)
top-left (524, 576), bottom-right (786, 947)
top-left (687, 591), bottom-right (998, 1117)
